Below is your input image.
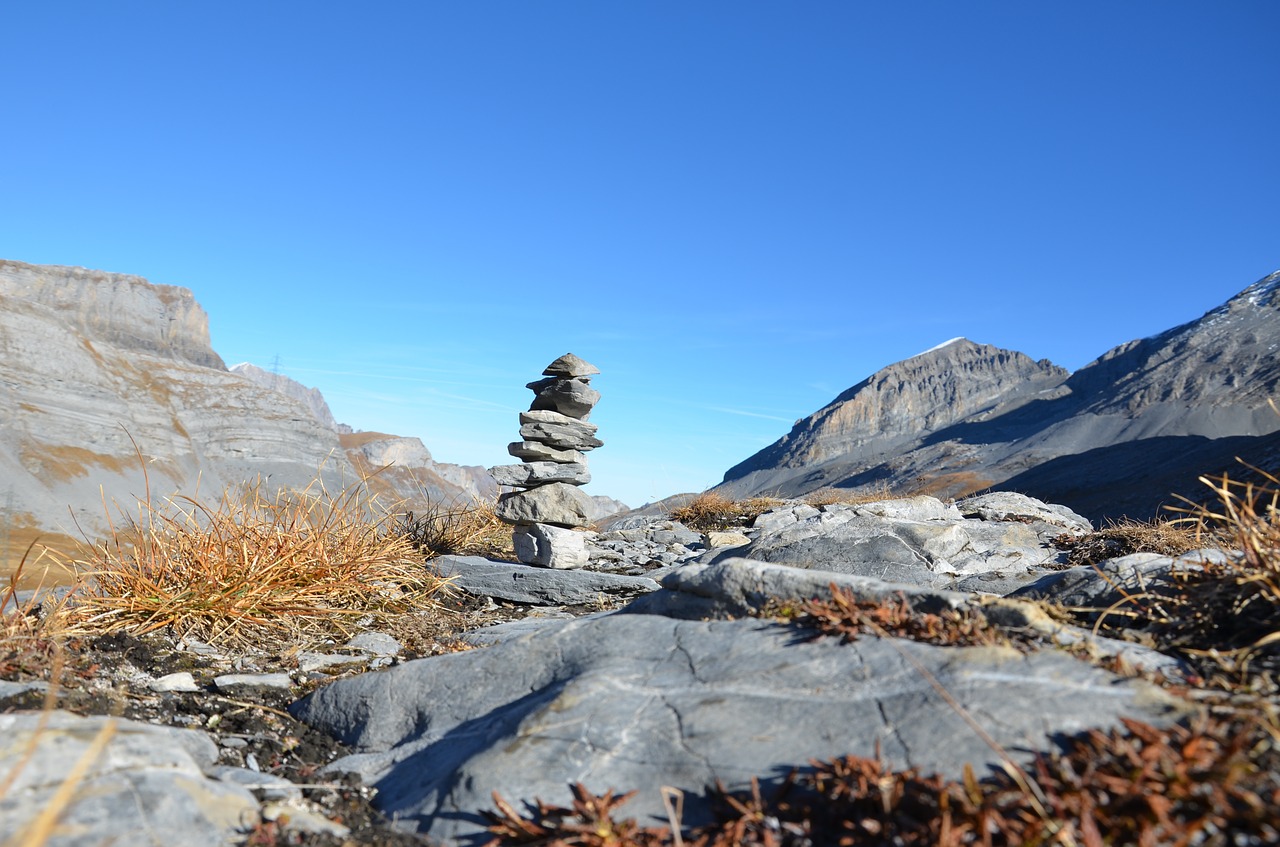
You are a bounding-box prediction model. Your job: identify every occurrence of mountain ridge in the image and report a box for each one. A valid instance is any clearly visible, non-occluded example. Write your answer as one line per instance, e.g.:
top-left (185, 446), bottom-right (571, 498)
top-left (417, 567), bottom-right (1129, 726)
top-left (717, 271), bottom-right (1280, 521)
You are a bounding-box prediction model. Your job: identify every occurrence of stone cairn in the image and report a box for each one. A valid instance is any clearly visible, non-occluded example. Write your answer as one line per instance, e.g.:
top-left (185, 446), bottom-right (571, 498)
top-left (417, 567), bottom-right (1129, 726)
top-left (490, 354), bottom-right (603, 569)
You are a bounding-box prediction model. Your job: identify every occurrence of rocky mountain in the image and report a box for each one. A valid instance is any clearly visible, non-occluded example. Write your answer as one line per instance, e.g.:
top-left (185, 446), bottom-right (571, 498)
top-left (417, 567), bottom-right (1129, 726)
top-left (229, 362), bottom-right (345, 432)
top-left (717, 271), bottom-right (1280, 522)
top-left (0, 260), bottom-right (491, 575)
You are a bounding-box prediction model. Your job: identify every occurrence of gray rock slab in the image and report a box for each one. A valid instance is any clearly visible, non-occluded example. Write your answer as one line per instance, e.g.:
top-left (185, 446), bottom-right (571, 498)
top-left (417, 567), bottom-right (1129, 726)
top-left (542, 353), bottom-right (600, 378)
top-left (496, 482), bottom-right (595, 528)
top-left (956, 491), bottom-right (1092, 533)
top-left (739, 499), bottom-right (1068, 589)
top-left (628, 557), bottom-right (969, 620)
top-left (0, 710), bottom-right (259, 847)
top-left (433, 555), bottom-right (659, 605)
top-left (214, 672), bottom-right (294, 693)
top-left (489, 461), bottom-right (590, 487)
top-left (291, 614), bottom-right (1190, 844)
top-left (506, 440), bottom-right (587, 464)
top-left (1006, 550), bottom-right (1230, 609)
top-left (518, 420), bottom-right (604, 451)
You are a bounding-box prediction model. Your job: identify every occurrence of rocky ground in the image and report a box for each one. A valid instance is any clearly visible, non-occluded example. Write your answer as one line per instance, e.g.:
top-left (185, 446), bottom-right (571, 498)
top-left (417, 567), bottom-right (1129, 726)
top-left (3, 491), bottom-right (1278, 846)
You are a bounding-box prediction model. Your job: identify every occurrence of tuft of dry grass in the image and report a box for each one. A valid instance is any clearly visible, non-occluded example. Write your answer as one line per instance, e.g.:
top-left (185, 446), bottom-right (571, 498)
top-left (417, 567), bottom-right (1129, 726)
top-left (668, 492), bottom-right (786, 532)
top-left (391, 497), bottom-right (514, 561)
top-left (801, 483), bottom-right (896, 507)
top-left (53, 477), bottom-right (448, 648)
top-left (1057, 517), bottom-right (1207, 568)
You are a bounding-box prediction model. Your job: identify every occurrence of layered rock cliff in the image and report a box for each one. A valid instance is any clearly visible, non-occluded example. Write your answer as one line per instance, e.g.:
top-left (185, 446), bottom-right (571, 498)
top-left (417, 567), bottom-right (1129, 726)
top-left (718, 271), bottom-right (1280, 521)
top-left (0, 260), bottom-right (491, 575)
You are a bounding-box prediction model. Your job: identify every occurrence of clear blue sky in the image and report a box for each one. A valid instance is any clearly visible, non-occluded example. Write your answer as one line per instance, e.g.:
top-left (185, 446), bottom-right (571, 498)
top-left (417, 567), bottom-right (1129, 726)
top-left (3, 2), bottom-right (1277, 507)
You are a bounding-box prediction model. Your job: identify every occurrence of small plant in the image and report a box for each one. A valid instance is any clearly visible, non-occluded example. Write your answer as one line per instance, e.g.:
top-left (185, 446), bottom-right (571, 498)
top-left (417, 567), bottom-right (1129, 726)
top-left (56, 476), bottom-right (448, 647)
top-left (801, 483), bottom-right (895, 507)
top-left (1057, 517), bottom-right (1207, 568)
top-left (669, 492), bottom-right (785, 532)
top-left (790, 584), bottom-right (1023, 650)
top-left (483, 782), bottom-right (667, 846)
top-left (392, 497), bottom-right (514, 560)
top-left (484, 713), bottom-right (1280, 846)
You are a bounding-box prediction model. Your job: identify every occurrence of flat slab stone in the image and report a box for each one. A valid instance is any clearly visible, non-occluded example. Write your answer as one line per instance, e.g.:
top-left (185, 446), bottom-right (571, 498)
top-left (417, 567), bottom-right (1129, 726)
top-left (490, 461), bottom-right (590, 487)
top-left (507, 441), bottom-right (587, 464)
top-left (432, 555), bottom-right (659, 605)
top-left (291, 613), bottom-right (1190, 845)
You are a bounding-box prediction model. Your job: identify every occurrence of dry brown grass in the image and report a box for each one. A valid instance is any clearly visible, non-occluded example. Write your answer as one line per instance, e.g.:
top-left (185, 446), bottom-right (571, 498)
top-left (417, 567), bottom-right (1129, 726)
top-left (1059, 517), bottom-right (1207, 568)
top-left (800, 483), bottom-right (896, 507)
top-left (391, 496), bottom-right (514, 560)
top-left (668, 491), bottom-right (786, 532)
top-left (51, 477), bottom-right (448, 648)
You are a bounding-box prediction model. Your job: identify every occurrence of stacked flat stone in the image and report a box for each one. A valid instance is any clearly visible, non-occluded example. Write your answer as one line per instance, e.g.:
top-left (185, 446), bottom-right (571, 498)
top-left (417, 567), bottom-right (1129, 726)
top-left (490, 354), bottom-right (603, 569)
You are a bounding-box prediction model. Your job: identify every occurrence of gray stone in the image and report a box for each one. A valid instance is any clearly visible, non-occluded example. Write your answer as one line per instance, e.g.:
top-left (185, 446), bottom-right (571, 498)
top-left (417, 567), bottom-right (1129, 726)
top-left (213, 672), bottom-right (294, 693)
top-left (1007, 551), bottom-right (1224, 610)
top-left (512, 523), bottom-right (590, 569)
top-left (292, 613), bottom-right (1189, 844)
top-left (432, 555), bottom-right (659, 605)
top-left (956, 492), bottom-right (1092, 533)
top-left (507, 441), bottom-right (587, 464)
top-left (518, 420), bottom-right (604, 452)
top-left (738, 495), bottom-right (1069, 590)
top-left (261, 802), bottom-right (351, 838)
top-left (629, 557), bottom-right (969, 620)
top-left (527, 377), bottom-right (601, 419)
top-left (297, 653), bottom-right (369, 673)
top-left (207, 765), bottom-right (303, 801)
top-left (490, 461), bottom-right (591, 487)
top-left (542, 353), bottom-right (600, 378)
top-left (151, 671), bottom-right (200, 692)
top-left (496, 482), bottom-right (595, 527)
top-left (346, 632), bottom-right (403, 657)
top-left (0, 710), bottom-right (259, 847)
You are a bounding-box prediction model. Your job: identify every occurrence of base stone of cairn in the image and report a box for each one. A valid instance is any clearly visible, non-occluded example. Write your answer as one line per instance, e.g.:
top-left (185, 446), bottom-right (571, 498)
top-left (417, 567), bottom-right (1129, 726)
top-left (489, 354), bottom-right (602, 569)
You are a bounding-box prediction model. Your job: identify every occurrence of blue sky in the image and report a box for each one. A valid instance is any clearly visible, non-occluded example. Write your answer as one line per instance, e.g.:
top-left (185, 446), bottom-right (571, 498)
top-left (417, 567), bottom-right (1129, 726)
top-left (3, 2), bottom-right (1277, 507)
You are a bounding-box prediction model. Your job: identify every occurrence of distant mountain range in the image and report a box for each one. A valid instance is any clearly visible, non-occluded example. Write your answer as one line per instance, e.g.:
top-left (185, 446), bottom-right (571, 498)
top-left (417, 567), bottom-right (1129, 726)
top-left (717, 271), bottom-right (1280, 522)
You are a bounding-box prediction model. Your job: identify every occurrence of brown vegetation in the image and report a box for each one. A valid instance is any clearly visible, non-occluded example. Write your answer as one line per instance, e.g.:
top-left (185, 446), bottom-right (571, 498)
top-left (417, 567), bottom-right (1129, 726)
top-left (51, 477), bottom-right (449, 648)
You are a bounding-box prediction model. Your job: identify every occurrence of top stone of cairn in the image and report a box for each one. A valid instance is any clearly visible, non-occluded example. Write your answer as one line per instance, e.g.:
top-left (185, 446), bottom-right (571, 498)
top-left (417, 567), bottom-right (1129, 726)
top-left (543, 353), bottom-right (601, 379)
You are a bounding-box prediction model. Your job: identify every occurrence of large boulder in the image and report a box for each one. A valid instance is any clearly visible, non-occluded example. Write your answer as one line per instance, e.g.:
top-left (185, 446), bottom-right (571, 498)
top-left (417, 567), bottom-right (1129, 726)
top-left (735, 494), bottom-right (1071, 591)
top-left (291, 612), bottom-right (1189, 845)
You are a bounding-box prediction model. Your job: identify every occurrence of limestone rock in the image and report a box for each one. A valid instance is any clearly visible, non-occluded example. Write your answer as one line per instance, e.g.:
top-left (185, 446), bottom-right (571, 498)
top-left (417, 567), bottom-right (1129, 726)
top-left (518, 420), bottom-right (604, 451)
top-left (431, 555), bottom-right (659, 605)
top-left (496, 482), bottom-right (596, 527)
top-left (507, 441), bottom-right (587, 464)
top-left (542, 353), bottom-right (601, 378)
top-left (291, 613), bottom-right (1189, 844)
top-left (490, 461), bottom-right (591, 488)
top-left (512, 522), bottom-right (590, 568)
top-left (526, 377), bottom-right (601, 419)
top-left (0, 710), bottom-right (259, 847)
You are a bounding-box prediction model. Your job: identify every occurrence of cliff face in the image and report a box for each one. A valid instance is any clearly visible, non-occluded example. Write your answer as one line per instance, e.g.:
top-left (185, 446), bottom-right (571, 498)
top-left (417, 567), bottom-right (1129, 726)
top-left (717, 272), bottom-right (1280, 522)
top-left (0, 262), bottom-right (357, 571)
top-left (0, 260), bottom-right (488, 575)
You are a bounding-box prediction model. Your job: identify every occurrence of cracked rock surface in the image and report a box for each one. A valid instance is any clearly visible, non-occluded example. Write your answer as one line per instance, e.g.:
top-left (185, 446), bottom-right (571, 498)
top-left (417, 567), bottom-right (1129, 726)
top-left (291, 612), bottom-right (1189, 844)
